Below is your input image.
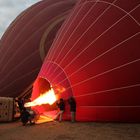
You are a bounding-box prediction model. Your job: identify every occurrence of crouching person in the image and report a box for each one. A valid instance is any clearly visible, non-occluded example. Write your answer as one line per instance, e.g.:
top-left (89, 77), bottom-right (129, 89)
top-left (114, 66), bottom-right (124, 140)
top-left (21, 107), bottom-right (30, 126)
top-left (28, 109), bottom-right (37, 125)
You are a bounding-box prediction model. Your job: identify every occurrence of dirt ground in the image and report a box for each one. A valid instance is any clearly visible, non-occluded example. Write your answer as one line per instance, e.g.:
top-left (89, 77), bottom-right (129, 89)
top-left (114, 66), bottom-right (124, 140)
top-left (0, 121), bottom-right (140, 140)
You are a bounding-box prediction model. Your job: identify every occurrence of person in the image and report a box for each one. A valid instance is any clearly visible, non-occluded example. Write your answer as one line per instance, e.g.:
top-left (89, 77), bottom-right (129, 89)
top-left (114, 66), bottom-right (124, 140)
top-left (17, 98), bottom-right (24, 112)
top-left (68, 97), bottom-right (76, 122)
top-left (20, 107), bottom-right (31, 126)
top-left (54, 98), bottom-right (65, 122)
top-left (28, 108), bottom-right (37, 125)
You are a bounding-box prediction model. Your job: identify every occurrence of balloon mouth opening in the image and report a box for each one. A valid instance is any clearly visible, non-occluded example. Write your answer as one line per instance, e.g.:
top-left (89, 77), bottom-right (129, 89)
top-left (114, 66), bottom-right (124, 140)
top-left (37, 77), bottom-right (52, 93)
top-left (25, 77), bottom-right (57, 107)
top-left (24, 77), bottom-right (58, 123)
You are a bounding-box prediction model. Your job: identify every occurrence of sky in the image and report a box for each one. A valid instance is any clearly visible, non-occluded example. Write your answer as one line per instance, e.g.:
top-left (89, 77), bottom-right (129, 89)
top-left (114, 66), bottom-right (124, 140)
top-left (0, 0), bottom-right (41, 39)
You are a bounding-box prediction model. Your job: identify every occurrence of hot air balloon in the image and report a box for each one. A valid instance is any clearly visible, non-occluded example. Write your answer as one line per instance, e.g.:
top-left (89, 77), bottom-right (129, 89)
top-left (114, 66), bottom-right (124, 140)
top-left (31, 0), bottom-right (140, 122)
top-left (0, 0), bottom-right (76, 97)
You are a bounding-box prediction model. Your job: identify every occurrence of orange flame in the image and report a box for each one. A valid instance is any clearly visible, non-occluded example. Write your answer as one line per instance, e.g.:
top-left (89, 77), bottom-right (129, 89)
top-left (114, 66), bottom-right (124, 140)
top-left (25, 88), bottom-right (57, 107)
top-left (53, 84), bottom-right (66, 94)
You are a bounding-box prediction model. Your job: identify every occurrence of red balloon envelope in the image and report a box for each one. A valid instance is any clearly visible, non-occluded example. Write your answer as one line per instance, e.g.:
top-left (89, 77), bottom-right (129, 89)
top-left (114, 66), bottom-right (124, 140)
top-left (32, 0), bottom-right (140, 122)
top-left (0, 0), bottom-right (76, 97)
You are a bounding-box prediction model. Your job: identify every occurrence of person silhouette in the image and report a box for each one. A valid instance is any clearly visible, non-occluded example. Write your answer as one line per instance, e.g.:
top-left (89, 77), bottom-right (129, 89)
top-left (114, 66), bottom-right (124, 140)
top-left (55, 98), bottom-right (65, 122)
top-left (68, 97), bottom-right (76, 122)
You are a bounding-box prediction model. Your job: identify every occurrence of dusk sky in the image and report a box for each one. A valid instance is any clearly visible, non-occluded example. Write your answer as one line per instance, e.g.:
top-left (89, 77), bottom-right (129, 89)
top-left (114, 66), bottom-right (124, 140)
top-left (0, 0), bottom-right (41, 38)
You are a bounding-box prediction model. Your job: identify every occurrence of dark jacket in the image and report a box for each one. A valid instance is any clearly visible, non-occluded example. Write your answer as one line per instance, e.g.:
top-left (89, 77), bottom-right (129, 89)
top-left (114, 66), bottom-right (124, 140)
top-left (68, 97), bottom-right (76, 112)
top-left (57, 99), bottom-right (65, 111)
top-left (21, 108), bottom-right (30, 123)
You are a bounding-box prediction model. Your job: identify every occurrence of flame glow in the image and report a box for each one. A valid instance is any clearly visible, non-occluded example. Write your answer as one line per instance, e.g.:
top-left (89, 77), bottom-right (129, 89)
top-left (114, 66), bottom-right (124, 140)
top-left (25, 88), bottom-right (56, 107)
top-left (53, 84), bottom-right (66, 94)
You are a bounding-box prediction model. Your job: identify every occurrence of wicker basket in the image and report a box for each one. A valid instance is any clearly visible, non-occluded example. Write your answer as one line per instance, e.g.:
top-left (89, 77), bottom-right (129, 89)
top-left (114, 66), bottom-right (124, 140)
top-left (0, 97), bottom-right (14, 122)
